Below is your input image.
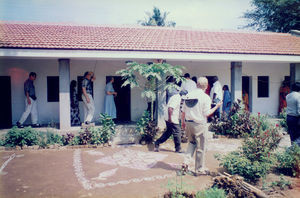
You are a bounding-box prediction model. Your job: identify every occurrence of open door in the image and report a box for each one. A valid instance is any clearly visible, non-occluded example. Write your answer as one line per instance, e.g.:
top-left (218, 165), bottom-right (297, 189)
top-left (106, 76), bottom-right (131, 122)
top-left (0, 76), bottom-right (12, 129)
top-left (242, 76), bottom-right (252, 112)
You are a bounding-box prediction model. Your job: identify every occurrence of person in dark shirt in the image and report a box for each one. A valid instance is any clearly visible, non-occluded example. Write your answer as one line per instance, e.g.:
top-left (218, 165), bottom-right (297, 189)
top-left (17, 72), bottom-right (40, 128)
top-left (82, 71), bottom-right (96, 124)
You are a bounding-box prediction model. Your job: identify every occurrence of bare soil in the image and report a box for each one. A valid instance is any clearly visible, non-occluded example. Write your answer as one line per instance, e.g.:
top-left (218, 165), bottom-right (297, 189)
top-left (0, 138), bottom-right (299, 198)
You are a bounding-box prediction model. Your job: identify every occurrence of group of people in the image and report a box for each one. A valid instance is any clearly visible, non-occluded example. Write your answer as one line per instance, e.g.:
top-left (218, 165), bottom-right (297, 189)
top-left (70, 72), bottom-right (118, 126)
top-left (154, 73), bottom-right (227, 175)
top-left (17, 71), bottom-right (117, 128)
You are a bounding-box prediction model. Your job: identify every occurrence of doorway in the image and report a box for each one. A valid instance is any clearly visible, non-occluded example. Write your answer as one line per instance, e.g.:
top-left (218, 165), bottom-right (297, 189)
top-left (0, 76), bottom-right (12, 129)
top-left (242, 76), bottom-right (252, 112)
top-left (106, 76), bottom-right (131, 122)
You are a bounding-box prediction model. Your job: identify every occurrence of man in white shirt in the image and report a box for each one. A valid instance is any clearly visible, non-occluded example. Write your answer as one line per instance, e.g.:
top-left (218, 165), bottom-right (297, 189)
top-left (154, 90), bottom-right (186, 153)
top-left (210, 76), bottom-right (223, 119)
top-left (181, 77), bottom-right (222, 175)
top-left (181, 73), bottom-right (197, 93)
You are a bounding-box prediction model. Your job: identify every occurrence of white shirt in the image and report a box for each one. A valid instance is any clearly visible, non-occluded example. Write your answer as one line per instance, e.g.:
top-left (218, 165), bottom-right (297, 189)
top-left (210, 81), bottom-right (223, 101)
top-left (286, 91), bottom-right (300, 117)
top-left (164, 94), bottom-right (181, 124)
top-left (181, 78), bottom-right (197, 93)
top-left (183, 89), bottom-right (212, 124)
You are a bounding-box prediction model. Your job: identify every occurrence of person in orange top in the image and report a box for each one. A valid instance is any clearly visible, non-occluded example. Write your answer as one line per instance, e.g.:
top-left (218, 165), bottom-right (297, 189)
top-left (243, 90), bottom-right (249, 111)
top-left (279, 80), bottom-right (290, 113)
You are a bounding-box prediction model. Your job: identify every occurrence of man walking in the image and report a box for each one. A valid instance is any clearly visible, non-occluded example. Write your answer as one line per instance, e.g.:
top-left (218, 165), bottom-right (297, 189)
top-left (82, 71), bottom-right (96, 125)
top-left (17, 72), bottom-right (40, 128)
top-left (181, 77), bottom-right (222, 175)
top-left (154, 90), bottom-right (186, 153)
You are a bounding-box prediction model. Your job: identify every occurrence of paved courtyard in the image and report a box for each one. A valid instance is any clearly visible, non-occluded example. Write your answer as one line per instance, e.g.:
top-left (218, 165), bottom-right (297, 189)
top-left (0, 135), bottom-right (298, 198)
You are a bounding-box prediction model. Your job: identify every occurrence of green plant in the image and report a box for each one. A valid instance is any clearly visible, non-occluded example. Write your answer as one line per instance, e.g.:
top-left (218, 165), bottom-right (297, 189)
top-left (4, 127), bottom-right (39, 148)
top-left (163, 176), bottom-right (194, 198)
top-left (136, 110), bottom-right (151, 136)
top-left (216, 117), bottom-right (282, 183)
top-left (195, 187), bottom-right (226, 198)
top-left (78, 129), bottom-right (92, 145)
top-left (210, 100), bottom-right (255, 138)
top-left (136, 111), bottom-right (158, 144)
top-left (270, 175), bottom-right (292, 190)
top-left (116, 61), bottom-right (185, 121)
top-left (276, 143), bottom-right (300, 177)
top-left (62, 133), bottom-right (78, 145)
top-left (99, 113), bottom-right (116, 141)
top-left (279, 108), bottom-right (288, 130)
top-left (45, 131), bottom-right (63, 145)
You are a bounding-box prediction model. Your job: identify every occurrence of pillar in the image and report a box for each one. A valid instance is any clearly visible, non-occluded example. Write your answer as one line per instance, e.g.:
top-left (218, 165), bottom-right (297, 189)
top-left (59, 59), bottom-right (71, 130)
top-left (290, 63), bottom-right (300, 86)
top-left (231, 62), bottom-right (242, 102)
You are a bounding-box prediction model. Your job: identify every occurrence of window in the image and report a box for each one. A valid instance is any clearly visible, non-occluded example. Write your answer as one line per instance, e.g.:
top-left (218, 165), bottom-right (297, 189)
top-left (257, 76), bottom-right (269, 98)
top-left (47, 76), bottom-right (59, 102)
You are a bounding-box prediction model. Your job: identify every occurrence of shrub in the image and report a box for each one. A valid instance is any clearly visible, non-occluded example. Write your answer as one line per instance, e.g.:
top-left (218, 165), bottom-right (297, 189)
top-left (99, 113), bottom-right (116, 140)
top-left (216, 119), bottom-right (282, 183)
top-left (270, 174), bottom-right (292, 190)
top-left (210, 100), bottom-right (254, 138)
top-left (276, 143), bottom-right (300, 177)
top-left (45, 131), bottom-right (63, 145)
top-left (195, 187), bottom-right (226, 198)
top-left (136, 110), bottom-right (157, 143)
top-left (279, 108), bottom-right (288, 130)
top-left (136, 110), bottom-right (151, 136)
top-left (4, 127), bottom-right (39, 148)
top-left (78, 129), bottom-right (92, 145)
top-left (62, 133), bottom-right (79, 145)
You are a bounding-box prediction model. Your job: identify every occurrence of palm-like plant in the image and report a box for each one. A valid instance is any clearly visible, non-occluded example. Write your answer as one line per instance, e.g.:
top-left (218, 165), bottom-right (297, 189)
top-left (138, 7), bottom-right (176, 27)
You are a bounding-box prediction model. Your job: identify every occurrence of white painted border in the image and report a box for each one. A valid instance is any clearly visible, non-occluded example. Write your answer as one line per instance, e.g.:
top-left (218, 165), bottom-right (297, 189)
top-left (73, 149), bottom-right (174, 190)
top-left (1, 48), bottom-right (300, 63)
top-left (0, 153), bottom-right (16, 175)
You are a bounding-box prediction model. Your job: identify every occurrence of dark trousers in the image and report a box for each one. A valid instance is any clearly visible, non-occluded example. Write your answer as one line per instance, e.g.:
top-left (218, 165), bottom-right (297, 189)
top-left (287, 115), bottom-right (300, 145)
top-left (155, 121), bottom-right (181, 151)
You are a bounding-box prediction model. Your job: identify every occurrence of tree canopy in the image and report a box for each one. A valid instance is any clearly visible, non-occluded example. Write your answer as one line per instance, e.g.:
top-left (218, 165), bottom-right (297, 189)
top-left (138, 7), bottom-right (176, 27)
top-left (243, 0), bottom-right (300, 33)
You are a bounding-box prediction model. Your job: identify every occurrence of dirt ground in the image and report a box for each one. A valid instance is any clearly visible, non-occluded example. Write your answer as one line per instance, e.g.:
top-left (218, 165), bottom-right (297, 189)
top-left (0, 137), bottom-right (299, 198)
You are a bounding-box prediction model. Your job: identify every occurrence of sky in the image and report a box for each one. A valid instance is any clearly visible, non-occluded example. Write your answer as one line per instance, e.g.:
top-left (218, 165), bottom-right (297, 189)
top-left (0, 0), bottom-right (252, 30)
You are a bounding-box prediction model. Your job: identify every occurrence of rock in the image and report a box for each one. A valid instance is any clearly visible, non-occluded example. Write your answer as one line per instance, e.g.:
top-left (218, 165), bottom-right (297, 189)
top-left (22, 145), bottom-right (28, 149)
top-left (15, 146), bottom-right (22, 150)
top-left (0, 146), bottom-right (6, 150)
top-left (32, 145), bottom-right (39, 150)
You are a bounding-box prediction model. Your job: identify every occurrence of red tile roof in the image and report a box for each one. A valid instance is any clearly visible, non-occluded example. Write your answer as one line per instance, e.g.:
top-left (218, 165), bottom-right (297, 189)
top-left (1, 22), bottom-right (300, 55)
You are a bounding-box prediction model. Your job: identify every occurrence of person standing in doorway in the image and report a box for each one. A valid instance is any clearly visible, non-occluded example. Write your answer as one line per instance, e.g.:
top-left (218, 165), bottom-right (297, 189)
top-left (222, 85), bottom-right (231, 116)
top-left (181, 77), bottom-right (222, 175)
top-left (243, 90), bottom-right (249, 111)
top-left (70, 80), bottom-right (81, 126)
top-left (181, 73), bottom-right (197, 93)
top-left (279, 80), bottom-right (290, 113)
top-left (104, 76), bottom-right (117, 119)
top-left (210, 76), bottom-right (222, 119)
top-left (286, 82), bottom-right (300, 146)
top-left (17, 72), bottom-right (40, 128)
top-left (82, 71), bottom-right (96, 124)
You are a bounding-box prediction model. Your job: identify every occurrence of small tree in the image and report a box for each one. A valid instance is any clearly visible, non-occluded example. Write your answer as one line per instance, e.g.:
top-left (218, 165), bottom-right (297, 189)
top-left (116, 61), bottom-right (185, 121)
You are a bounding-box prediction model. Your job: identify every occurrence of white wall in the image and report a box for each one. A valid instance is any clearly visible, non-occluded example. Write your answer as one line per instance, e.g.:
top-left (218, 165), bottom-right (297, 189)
top-left (0, 58), bottom-right (290, 126)
top-left (243, 62), bottom-right (289, 115)
top-left (0, 59), bottom-right (59, 125)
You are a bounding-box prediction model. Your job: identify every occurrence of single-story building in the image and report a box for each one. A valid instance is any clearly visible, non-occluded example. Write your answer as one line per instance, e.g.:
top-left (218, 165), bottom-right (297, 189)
top-left (0, 22), bottom-right (300, 130)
